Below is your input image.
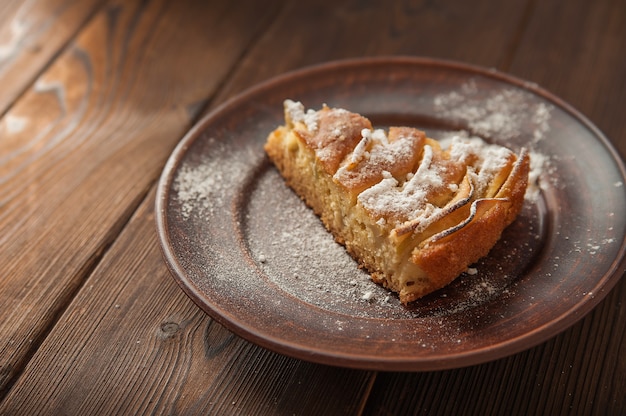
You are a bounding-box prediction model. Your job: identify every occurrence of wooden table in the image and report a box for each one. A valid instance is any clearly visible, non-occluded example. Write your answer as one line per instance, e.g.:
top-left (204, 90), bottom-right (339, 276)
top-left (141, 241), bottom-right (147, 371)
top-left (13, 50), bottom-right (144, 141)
top-left (1, 0), bottom-right (624, 414)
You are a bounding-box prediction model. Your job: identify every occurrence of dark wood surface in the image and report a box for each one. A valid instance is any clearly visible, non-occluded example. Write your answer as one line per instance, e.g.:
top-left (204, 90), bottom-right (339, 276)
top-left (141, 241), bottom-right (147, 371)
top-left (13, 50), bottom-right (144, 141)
top-left (0, 0), bottom-right (624, 414)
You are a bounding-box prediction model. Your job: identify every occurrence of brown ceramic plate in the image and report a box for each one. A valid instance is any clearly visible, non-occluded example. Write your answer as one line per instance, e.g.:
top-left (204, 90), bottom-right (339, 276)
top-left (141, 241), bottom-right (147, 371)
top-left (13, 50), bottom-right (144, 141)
top-left (156, 57), bottom-right (626, 371)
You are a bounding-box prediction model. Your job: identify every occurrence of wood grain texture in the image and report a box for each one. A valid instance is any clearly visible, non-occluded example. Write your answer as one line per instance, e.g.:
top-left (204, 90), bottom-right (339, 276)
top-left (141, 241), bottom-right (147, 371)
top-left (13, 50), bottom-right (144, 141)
top-left (363, 283), bottom-right (626, 415)
top-left (212, 0), bottom-right (530, 105)
top-left (509, 0), bottom-right (626, 159)
top-left (0, 0), bottom-right (282, 395)
top-left (0, 0), bottom-right (624, 414)
top-left (0, 0), bottom-right (105, 115)
top-left (0, 187), bottom-right (375, 415)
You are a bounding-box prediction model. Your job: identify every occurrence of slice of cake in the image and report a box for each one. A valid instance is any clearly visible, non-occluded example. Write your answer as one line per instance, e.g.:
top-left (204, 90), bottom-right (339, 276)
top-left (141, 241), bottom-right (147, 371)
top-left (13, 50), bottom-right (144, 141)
top-left (264, 100), bottom-right (530, 304)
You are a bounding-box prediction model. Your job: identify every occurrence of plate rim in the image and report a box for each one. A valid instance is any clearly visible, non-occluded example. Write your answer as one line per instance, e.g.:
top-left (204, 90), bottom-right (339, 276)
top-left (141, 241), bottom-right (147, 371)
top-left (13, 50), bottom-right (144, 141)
top-left (155, 56), bottom-right (626, 371)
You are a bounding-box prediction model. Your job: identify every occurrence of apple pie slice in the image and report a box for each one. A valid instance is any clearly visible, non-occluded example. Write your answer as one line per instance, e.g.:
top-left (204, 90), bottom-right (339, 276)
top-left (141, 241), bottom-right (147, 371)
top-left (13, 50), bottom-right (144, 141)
top-left (264, 100), bottom-right (530, 304)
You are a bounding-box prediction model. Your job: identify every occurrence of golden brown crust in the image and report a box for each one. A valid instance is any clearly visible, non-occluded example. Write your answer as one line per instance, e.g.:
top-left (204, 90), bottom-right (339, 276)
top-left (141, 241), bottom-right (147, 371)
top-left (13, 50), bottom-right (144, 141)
top-left (333, 127), bottom-right (426, 195)
top-left (410, 199), bottom-right (511, 302)
top-left (294, 106), bottom-right (371, 174)
top-left (265, 101), bottom-right (530, 304)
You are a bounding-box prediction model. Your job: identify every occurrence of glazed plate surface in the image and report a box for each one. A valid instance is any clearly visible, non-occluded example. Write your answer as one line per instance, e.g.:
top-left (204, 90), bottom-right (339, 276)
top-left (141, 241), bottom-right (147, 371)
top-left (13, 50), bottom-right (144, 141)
top-left (156, 57), bottom-right (626, 370)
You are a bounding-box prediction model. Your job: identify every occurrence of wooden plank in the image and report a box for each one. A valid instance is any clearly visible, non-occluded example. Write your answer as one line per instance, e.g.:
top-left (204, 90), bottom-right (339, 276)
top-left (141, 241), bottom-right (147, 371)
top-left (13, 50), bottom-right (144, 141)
top-left (0, 0), bottom-right (105, 115)
top-left (0, 0), bottom-right (283, 395)
top-left (363, 284), bottom-right (626, 415)
top-left (509, 0), bottom-right (626, 158)
top-left (504, 0), bottom-right (626, 411)
top-left (0, 188), bottom-right (375, 415)
top-left (213, 0), bottom-right (532, 103)
top-left (361, 0), bottom-right (626, 414)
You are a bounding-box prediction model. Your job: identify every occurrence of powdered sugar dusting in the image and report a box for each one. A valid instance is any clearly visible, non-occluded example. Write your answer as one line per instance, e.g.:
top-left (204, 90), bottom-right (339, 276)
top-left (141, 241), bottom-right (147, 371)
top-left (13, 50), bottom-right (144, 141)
top-left (357, 135), bottom-right (517, 229)
top-left (284, 99), bottom-right (319, 131)
top-left (359, 145), bottom-right (436, 218)
top-left (525, 151), bottom-right (549, 202)
top-left (246, 169), bottom-right (401, 317)
top-left (448, 135), bottom-right (514, 195)
top-left (244, 166), bottom-right (544, 320)
top-left (432, 81), bottom-right (555, 202)
top-left (247, 93), bottom-right (550, 318)
top-left (172, 137), bottom-right (250, 219)
top-left (348, 128), bottom-right (389, 165)
top-left (434, 79), bottom-right (553, 143)
top-left (174, 163), bottom-right (224, 219)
